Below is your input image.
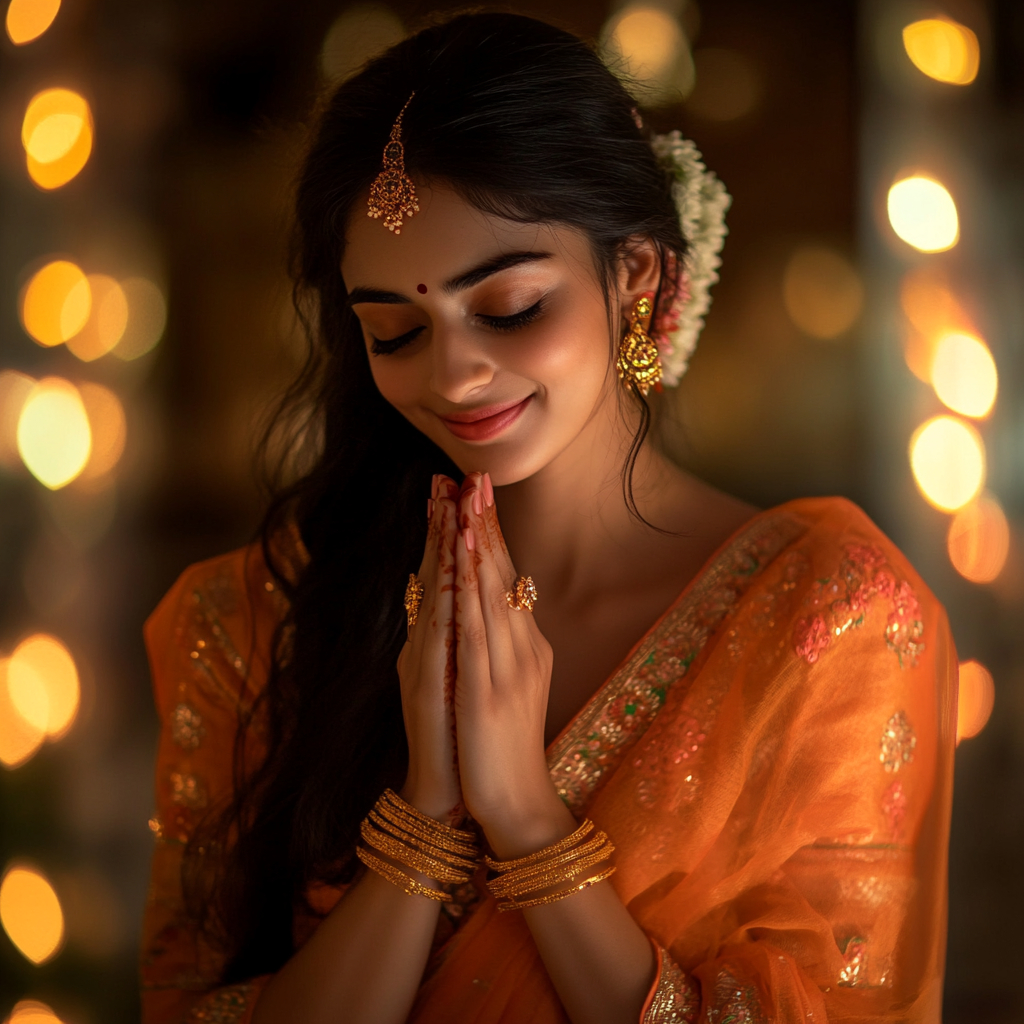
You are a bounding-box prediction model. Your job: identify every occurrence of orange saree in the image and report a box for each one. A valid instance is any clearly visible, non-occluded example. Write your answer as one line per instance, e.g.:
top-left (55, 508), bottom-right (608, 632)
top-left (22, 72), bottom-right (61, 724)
top-left (141, 496), bottom-right (955, 1024)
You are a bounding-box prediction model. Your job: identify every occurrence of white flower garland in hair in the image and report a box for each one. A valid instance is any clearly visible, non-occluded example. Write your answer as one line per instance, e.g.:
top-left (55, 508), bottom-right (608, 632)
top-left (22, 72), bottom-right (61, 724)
top-left (649, 131), bottom-right (732, 386)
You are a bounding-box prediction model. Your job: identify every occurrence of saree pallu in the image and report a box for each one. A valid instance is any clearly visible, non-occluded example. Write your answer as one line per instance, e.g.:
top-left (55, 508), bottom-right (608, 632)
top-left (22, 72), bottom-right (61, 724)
top-left (141, 497), bottom-right (955, 1024)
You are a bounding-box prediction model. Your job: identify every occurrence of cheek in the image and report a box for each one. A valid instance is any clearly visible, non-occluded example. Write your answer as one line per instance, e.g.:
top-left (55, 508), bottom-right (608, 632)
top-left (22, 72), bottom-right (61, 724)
top-left (367, 351), bottom-right (424, 411)
top-left (507, 302), bottom-right (611, 388)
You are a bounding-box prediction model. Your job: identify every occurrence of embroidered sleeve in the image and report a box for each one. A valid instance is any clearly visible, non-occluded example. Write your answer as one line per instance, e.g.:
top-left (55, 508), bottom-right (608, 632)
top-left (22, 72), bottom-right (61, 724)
top-left (140, 548), bottom-right (280, 1024)
top-left (641, 943), bottom-right (700, 1024)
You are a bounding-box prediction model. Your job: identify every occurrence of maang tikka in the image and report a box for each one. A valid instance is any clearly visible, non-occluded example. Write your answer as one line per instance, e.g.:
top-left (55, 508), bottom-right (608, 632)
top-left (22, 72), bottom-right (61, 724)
top-left (617, 294), bottom-right (663, 396)
top-left (367, 92), bottom-right (420, 234)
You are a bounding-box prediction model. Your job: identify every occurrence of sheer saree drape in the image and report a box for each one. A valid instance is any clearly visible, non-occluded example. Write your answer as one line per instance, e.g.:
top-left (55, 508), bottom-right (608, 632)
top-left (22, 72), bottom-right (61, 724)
top-left (141, 497), bottom-right (954, 1024)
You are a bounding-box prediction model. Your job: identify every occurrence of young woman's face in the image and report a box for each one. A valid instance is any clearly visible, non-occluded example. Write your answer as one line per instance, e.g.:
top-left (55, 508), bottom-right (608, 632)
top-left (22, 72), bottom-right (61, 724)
top-left (341, 184), bottom-right (624, 485)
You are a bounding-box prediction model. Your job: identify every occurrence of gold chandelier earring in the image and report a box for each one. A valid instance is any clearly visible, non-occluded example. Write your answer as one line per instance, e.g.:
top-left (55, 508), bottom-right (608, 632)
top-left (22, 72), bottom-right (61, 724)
top-left (616, 294), bottom-right (662, 397)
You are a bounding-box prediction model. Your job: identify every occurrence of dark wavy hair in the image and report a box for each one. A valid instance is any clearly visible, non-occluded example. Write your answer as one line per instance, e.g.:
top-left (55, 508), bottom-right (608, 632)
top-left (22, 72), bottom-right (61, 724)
top-left (187, 10), bottom-right (688, 982)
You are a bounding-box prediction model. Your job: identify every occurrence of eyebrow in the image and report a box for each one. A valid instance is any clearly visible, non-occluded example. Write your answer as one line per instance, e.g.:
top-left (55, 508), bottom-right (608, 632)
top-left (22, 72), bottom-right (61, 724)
top-left (347, 250), bottom-right (553, 306)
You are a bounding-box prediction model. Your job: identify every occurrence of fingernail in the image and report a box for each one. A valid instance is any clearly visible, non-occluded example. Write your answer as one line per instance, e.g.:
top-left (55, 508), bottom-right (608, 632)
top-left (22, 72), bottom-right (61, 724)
top-left (463, 526), bottom-right (475, 552)
top-left (427, 498), bottom-right (434, 519)
top-left (472, 489), bottom-right (483, 516)
top-left (483, 473), bottom-right (494, 507)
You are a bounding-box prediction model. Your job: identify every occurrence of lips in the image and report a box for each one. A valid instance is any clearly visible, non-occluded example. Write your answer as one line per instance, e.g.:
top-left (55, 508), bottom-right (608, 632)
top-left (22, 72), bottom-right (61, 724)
top-left (439, 396), bottom-right (533, 442)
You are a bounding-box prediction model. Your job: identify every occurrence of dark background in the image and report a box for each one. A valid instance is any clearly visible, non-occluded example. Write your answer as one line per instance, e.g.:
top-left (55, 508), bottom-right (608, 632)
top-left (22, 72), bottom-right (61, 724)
top-left (1, 1), bottom-right (1022, 1021)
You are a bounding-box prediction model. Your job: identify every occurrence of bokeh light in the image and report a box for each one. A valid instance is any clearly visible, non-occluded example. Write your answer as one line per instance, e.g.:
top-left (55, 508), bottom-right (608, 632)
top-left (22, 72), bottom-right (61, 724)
top-left (16, 378), bottom-right (92, 489)
top-left (887, 175), bottom-right (959, 252)
top-left (66, 275), bottom-right (128, 361)
top-left (5, 0), bottom-right (60, 44)
top-left (903, 17), bottom-right (980, 86)
top-left (20, 260), bottom-right (91, 347)
top-left (930, 331), bottom-right (997, 418)
top-left (78, 382), bottom-right (127, 478)
top-left (8, 634), bottom-right (80, 738)
top-left (909, 415), bottom-right (985, 512)
top-left (685, 48), bottom-right (760, 121)
top-left (957, 660), bottom-right (995, 743)
top-left (21, 88), bottom-right (93, 190)
top-left (4, 1000), bottom-right (64, 1024)
top-left (0, 370), bottom-right (35, 470)
top-left (321, 4), bottom-right (404, 81)
top-left (899, 267), bottom-right (972, 381)
top-left (112, 277), bottom-right (167, 360)
top-left (0, 864), bottom-right (65, 964)
top-left (601, 5), bottom-right (693, 104)
top-left (782, 246), bottom-right (863, 339)
top-left (0, 659), bottom-right (45, 770)
top-left (947, 494), bottom-right (1010, 584)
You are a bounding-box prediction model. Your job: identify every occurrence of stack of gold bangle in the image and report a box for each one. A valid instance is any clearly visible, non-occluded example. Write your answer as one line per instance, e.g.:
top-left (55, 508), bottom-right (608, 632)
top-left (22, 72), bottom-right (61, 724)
top-left (484, 819), bottom-right (616, 912)
top-left (356, 789), bottom-right (479, 903)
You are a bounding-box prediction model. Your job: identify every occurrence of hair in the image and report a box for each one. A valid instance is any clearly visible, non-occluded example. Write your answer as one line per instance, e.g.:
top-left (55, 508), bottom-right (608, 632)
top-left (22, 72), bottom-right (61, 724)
top-left (186, 10), bottom-right (687, 981)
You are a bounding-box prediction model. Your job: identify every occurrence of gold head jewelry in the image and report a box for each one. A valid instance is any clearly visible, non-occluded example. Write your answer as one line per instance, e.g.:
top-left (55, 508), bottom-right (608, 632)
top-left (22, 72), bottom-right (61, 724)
top-left (617, 294), bottom-right (662, 396)
top-left (404, 574), bottom-right (424, 637)
top-left (367, 92), bottom-right (420, 234)
top-left (506, 575), bottom-right (538, 612)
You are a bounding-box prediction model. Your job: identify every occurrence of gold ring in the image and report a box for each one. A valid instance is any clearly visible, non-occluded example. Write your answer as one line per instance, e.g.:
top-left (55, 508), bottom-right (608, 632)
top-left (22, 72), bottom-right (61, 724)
top-left (506, 576), bottom-right (538, 612)
top-left (404, 574), bottom-right (425, 637)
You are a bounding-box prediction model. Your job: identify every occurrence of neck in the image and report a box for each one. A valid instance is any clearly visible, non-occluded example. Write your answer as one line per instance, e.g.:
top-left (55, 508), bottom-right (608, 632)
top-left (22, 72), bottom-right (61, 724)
top-left (495, 390), bottom-right (686, 605)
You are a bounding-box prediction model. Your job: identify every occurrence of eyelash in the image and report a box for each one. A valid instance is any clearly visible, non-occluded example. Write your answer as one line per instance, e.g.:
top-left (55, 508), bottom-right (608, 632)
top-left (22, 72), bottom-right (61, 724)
top-left (369, 299), bottom-right (545, 355)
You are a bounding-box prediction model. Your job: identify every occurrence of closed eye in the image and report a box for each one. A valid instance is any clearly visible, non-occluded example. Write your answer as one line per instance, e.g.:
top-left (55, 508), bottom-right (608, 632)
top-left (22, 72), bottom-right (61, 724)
top-left (370, 325), bottom-right (425, 356)
top-left (477, 299), bottom-right (544, 332)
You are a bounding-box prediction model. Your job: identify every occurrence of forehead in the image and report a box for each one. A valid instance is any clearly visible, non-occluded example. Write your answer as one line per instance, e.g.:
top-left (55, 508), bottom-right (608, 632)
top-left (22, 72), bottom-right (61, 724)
top-left (341, 182), bottom-right (592, 287)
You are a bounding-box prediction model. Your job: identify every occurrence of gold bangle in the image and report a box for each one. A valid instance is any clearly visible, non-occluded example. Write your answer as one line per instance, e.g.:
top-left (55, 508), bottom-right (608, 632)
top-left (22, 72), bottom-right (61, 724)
top-left (369, 810), bottom-right (479, 872)
top-left (485, 833), bottom-right (611, 894)
top-left (379, 791), bottom-right (478, 856)
top-left (356, 846), bottom-right (452, 902)
top-left (360, 819), bottom-right (473, 884)
top-left (495, 866), bottom-right (617, 912)
top-left (487, 844), bottom-right (614, 899)
top-left (382, 789), bottom-right (476, 843)
top-left (483, 819), bottom-right (596, 872)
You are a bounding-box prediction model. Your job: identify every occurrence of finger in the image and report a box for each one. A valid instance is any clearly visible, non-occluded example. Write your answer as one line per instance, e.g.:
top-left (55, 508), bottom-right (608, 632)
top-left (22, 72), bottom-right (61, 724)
top-left (478, 472), bottom-right (516, 587)
top-left (459, 481), bottom-right (517, 668)
top-left (454, 519), bottom-right (492, 701)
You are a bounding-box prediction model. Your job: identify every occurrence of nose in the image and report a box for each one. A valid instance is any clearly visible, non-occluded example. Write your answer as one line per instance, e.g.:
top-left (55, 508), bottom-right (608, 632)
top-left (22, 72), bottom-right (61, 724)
top-left (428, 325), bottom-right (495, 405)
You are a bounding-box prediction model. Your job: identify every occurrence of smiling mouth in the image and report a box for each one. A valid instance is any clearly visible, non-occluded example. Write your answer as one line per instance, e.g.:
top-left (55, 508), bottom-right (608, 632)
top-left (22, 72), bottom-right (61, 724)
top-left (439, 396), bottom-right (533, 442)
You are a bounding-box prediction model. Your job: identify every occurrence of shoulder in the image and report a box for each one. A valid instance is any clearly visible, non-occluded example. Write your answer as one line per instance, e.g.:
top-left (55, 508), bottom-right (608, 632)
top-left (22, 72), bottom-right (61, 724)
top-left (144, 543), bottom-right (287, 720)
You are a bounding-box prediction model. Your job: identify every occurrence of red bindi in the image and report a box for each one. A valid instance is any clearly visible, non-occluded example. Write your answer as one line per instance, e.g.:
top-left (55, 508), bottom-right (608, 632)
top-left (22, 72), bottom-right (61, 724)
top-left (417, 283), bottom-right (428, 294)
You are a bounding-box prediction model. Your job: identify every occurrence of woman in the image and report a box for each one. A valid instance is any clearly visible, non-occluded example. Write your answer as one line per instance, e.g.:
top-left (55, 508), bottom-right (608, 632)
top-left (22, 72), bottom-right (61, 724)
top-left (141, 12), bottom-right (955, 1024)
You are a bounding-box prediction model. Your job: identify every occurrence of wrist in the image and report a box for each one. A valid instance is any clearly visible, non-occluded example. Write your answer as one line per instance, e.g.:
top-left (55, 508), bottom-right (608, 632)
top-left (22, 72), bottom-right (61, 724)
top-left (399, 776), bottom-right (465, 826)
top-left (481, 791), bottom-right (577, 860)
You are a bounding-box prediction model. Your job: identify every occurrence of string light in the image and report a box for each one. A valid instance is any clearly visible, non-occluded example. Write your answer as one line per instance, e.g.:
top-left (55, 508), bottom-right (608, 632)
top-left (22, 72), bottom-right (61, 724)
top-left (78, 382), bottom-right (127, 478)
top-left (782, 246), bottom-right (863, 339)
top-left (601, 5), bottom-right (693, 105)
top-left (947, 494), bottom-right (1010, 583)
top-left (957, 660), bottom-right (994, 743)
top-left (66, 275), bottom-right (128, 361)
top-left (0, 659), bottom-right (46, 769)
top-left (0, 864), bottom-right (65, 965)
top-left (930, 331), bottom-right (997, 418)
top-left (8, 634), bottom-right (79, 739)
top-left (5, 1000), bottom-right (65, 1024)
top-left (16, 377), bottom-right (92, 489)
top-left (20, 260), bottom-right (91, 347)
top-left (903, 17), bottom-right (980, 86)
top-left (21, 88), bottom-right (93, 190)
top-left (111, 277), bottom-right (167, 359)
top-left (4, 0), bottom-right (60, 45)
top-left (909, 415), bottom-right (985, 512)
top-left (887, 176), bottom-right (959, 253)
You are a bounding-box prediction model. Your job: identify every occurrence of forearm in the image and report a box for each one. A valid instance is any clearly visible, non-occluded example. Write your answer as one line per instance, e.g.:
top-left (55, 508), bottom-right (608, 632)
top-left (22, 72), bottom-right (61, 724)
top-left (486, 799), bottom-right (655, 1024)
top-left (251, 866), bottom-right (440, 1024)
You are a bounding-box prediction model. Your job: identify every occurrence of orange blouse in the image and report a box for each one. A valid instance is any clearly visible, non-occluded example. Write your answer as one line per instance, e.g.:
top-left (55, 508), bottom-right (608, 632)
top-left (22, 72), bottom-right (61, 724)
top-left (141, 497), bottom-right (955, 1024)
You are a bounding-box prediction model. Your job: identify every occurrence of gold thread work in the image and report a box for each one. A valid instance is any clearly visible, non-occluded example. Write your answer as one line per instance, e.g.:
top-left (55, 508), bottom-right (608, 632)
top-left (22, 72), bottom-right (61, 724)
top-left (367, 93), bottom-right (420, 234)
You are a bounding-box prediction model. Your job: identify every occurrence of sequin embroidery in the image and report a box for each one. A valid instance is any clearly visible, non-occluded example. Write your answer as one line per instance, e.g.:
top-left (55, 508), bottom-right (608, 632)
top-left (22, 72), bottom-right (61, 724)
top-left (880, 711), bottom-right (916, 773)
top-left (547, 513), bottom-right (807, 811)
top-left (881, 779), bottom-right (907, 839)
top-left (706, 967), bottom-right (767, 1024)
top-left (643, 947), bottom-right (700, 1023)
top-left (187, 983), bottom-right (252, 1022)
top-left (170, 771), bottom-right (208, 809)
top-left (793, 543), bottom-right (924, 668)
top-left (172, 703), bottom-right (206, 751)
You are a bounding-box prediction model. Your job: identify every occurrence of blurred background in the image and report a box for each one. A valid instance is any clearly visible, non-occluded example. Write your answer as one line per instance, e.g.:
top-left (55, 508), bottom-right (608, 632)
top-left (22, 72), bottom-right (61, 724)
top-left (0, 0), bottom-right (1020, 1020)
